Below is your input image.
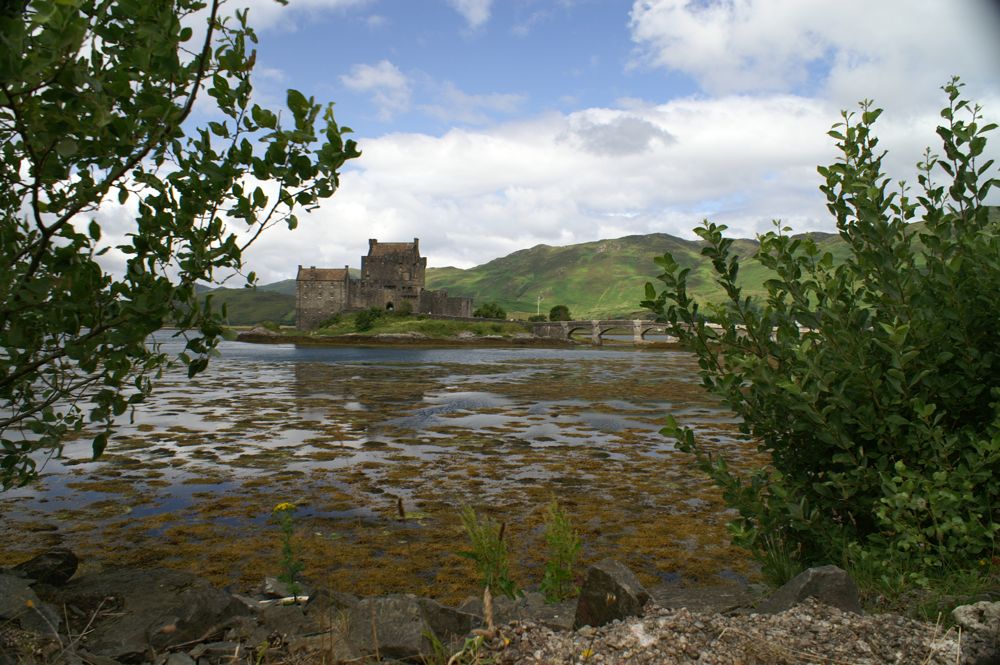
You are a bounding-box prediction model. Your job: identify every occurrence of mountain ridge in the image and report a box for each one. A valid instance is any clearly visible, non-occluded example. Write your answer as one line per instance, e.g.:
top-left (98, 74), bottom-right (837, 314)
top-left (199, 229), bottom-right (842, 323)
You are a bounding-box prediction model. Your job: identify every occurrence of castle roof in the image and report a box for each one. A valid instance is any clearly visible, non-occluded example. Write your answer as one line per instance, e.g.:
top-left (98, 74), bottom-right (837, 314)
top-left (369, 242), bottom-right (417, 257)
top-left (297, 267), bottom-right (348, 281)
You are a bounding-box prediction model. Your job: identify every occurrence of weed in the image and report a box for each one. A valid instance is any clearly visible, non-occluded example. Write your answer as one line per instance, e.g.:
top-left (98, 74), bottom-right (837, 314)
top-left (540, 499), bottom-right (581, 602)
top-left (757, 534), bottom-right (804, 588)
top-left (458, 505), bottom-right (521, 600)
top-left (272, 501), bottom-right (304, 597)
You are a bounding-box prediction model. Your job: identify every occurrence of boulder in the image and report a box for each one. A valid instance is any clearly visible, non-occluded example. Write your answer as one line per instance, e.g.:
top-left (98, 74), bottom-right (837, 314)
top-left (347, 595), bottom-right (478, 660)
top-left (756, 565), bottom-right (862, 615)
top-left (649, 583), bottom-right (758, 614)
top-left (952, 600), bottom-right (1000, 665)
top-left (573, 560), bottom-right (650, 629)
top-left (0, 572), bottom-right (61, 634)
top-left (459, 591), bottom-right (575, 631)
top-left (257, 589), bottom-right (357, 639)
top-left (47, 568), bottom-right (250, 661)
top-left (10, 547), bottom-right (78, 586)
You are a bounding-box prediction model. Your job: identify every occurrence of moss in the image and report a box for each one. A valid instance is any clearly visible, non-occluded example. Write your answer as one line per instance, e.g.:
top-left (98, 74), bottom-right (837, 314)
top-left (0, 349), bottom-right (767, 604)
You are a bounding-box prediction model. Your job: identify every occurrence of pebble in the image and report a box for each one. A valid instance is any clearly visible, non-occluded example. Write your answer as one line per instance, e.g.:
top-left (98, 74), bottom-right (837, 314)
top-left (480, 598), bottom-right (963, 664)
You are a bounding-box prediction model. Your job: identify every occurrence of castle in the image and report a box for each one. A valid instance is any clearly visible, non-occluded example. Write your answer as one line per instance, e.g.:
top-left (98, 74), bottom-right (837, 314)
top-left (296, 238), bottom-right (473, 329)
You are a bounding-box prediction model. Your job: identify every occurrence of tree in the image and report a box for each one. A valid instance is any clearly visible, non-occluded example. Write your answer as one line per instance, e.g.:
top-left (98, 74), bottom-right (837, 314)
top-left (473, 302), bottom-right (506, 319)
top-left (0, 0), bottom-right (360, 488)
top-left (548, 305), bottom-right (571, 321)
top-left (643, 78), bottom-right (1000, 584)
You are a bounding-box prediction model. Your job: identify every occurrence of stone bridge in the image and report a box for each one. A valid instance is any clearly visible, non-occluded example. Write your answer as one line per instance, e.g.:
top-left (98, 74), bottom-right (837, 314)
top-left (531, 319), bottom-right (673, 345)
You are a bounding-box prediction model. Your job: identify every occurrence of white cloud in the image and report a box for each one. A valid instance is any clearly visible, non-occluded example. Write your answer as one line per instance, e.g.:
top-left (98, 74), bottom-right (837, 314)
top-left (340, 60), bottom-right (412, 121)
top-left (419, 82), bottom-right (525, 125)
top-left (231, 0), bottom-right (371, 31)
top-left (561, 112), bottom-right (675, 156)
top-left (236, 83), bottom-right (999, 284)
top-left (629, 0), bottom-right (1000, 114)
top-left (446, 0), bottom-right (493, 29)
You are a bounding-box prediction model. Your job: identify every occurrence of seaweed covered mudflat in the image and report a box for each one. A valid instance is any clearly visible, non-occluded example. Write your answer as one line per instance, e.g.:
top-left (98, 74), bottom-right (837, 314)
top-left (1, 342), bottom-right (762, 603)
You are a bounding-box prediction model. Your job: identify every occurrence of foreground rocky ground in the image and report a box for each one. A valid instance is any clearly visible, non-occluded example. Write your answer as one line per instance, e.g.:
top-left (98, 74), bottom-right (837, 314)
top-left (2, 549), bottom-right (998, 664)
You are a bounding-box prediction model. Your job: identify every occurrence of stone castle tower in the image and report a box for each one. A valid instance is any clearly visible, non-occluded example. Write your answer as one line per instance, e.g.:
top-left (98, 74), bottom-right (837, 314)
top-left (296, 238), bottom-right (472, 329)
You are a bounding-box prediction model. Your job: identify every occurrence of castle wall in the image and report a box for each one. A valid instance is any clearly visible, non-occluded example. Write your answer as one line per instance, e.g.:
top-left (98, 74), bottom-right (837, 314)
top-left (296, 240), bottom-right (473, 328)
top-left (418, 289), bottom-right (473, 317)
top-left (349, 284), bottom-right (422, 312)
top-left (297, 281), bottom-right (347, 329)
top-left (360, 239), bottom-right (426, 290)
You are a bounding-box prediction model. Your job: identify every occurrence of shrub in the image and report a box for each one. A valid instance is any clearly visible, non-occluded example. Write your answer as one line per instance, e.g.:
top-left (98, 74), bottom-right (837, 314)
top-left (527, 314), bottom-right (548, 322)
top-left (354, 307), bottom-right (384, 332)
top-left (318, 313), bottom-right (342, 328)
top-left (473, 302), bottom-right (506, 319)
top-left (458, 505), bottom-right (520, 600)
top-left (259, 320), bottom-right (282, 332)
top-left (642, 78), bottom-right (1000, 585)
top-left (549, 305), bottom-right (572, 321)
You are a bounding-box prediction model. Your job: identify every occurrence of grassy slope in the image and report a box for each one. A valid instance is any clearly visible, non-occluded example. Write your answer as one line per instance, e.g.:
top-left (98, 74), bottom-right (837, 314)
top-left (312, 313), bottom-right (529, 337)
top-left (214, 215), bottom-right (1000, 324)
top-left (426, 233), bottom-right (782, 318)
top-left (204, 288), bottom-right (296, 325)
top-left (204, 231), bottom-right (844, 324)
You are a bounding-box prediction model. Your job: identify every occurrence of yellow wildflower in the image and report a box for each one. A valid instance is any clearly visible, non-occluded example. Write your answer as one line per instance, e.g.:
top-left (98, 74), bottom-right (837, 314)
top-left (274, 502), bottom-right (295, 512)
top-left (25, 599), bottom-right (34, 608)
top-left (581, 647), bottom-right (593, 659)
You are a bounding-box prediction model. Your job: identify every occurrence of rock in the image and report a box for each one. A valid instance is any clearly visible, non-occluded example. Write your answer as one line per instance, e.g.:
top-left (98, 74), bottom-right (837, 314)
top-left (188, 641), bottom-right (240, 659)
top-left (756, 565), bottom-right (862, 615)
top-left (0, 572), bottom-right (61, 634)
top-left (255, 588), bottom-right (358, 641)
top-left (46, 568), bottom-right (250, 661)
top-left (77, 651), bottom-right (122, 665)
top-left (247, 326), bottom-right (280, 336)
top-left (649, 583), bottom-right (758, 614)
top-left (262, 576), bottom-right (311, 599)
top-left (11, 547), bottom-right (78, 586)
top-left (460, 591), bottom-right (575, 631)
top-left (952, 600), bottom-right (1000, 665)
top-left (573, 560), bottom-right (650, 629)
top-left (164, 653), bottom-right (196, 665)
top-left (415, 597), bottom-right (479, 640)
top-left (347, 595), bottom-right (478, 660)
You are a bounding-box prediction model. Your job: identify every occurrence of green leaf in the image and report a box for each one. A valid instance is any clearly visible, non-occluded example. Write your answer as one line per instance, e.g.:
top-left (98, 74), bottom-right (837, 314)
top-left (55, 138), bottom-right (78, 157)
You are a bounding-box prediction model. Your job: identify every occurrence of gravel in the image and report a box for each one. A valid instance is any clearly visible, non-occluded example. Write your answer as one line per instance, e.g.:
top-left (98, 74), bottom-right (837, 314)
top-left (478, 598), bottom-right (961, 664)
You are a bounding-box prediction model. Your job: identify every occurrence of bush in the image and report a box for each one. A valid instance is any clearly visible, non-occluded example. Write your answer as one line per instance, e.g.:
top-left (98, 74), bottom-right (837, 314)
top-left (473, 302), bottom-right (506, 319)
top-left (318, 313), bottom-right (342, 328)
top-left (643, 78), bottom-right (1000, 585)
top-left (354, 307), bottom-right (384, 332)
top-left (549, 305), bottom-right (572, 321)
top-left (259, 320), bottom-right (282, 332)
top-left (527, 314), bottom-right (548, 322)
top-left (458, 505), bottom-right (520, 600)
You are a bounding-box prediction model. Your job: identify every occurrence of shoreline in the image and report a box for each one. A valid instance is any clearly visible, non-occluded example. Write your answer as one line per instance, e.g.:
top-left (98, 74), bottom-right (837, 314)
top-left (234, 328), bottom-right (680, 349)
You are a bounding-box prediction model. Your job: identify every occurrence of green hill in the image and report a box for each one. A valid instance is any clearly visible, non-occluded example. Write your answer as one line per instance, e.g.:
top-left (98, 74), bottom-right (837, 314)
top-left (200, 231), bottom-right (841, 324)
top-left (208, 209), bottom-right (1000, 324)
top-left (203, 288), bottom-right (296, 325)
top-left (425, 233), bottom-right (791, 319)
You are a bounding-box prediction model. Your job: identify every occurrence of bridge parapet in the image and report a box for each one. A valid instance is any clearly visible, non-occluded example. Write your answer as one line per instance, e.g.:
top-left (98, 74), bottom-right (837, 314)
top-left (530, 319), bottom-right (672, 345)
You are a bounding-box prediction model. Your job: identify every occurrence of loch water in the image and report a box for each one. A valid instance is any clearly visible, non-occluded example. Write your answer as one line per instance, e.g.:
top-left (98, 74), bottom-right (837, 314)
top-left (1, 338), bottom-right (760, 601)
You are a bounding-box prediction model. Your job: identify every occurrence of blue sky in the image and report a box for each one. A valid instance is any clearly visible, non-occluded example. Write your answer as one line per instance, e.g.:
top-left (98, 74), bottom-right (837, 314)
top-left (100, 1), bottom-right (1000, 282)
top-left (251, 1), bottom-right (699, 137)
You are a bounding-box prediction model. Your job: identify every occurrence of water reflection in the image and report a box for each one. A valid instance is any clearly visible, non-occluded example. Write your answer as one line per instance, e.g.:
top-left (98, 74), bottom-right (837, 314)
top-left (0, 338), bottom-right (759, 601)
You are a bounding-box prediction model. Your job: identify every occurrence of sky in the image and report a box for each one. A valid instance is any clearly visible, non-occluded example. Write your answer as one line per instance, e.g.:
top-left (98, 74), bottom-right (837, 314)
top-left (117, 0), bottom-right (1000, 282)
